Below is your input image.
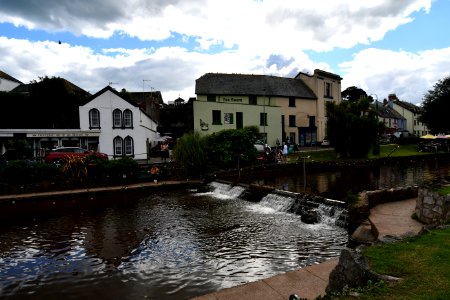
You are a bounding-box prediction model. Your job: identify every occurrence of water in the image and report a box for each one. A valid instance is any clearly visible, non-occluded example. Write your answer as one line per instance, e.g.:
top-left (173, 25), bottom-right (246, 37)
top-left (0, 183), bottom-right (347, 299)
top-left (251, 159), bottom-right (450, 200)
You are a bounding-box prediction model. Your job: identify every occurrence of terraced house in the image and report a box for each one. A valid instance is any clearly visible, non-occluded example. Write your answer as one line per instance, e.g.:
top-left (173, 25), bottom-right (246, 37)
top-left (193, 69), bottom-right (342, 147)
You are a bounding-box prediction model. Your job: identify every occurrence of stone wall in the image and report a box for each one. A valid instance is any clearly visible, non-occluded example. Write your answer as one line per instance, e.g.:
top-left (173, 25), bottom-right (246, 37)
top-left (347, 186), bottom-right (418, 234)
top-left (416, 188), bottom-right (450, 225)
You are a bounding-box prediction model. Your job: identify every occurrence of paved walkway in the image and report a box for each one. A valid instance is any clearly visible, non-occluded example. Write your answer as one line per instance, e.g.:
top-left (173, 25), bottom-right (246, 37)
top-left (194, 198), bottom-right (424, 300)
top-left (369, 198), bottom-right (423, 240)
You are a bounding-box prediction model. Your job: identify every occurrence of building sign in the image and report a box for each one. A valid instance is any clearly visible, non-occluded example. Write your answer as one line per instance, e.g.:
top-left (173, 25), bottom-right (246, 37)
top-left (27, 132), bottom-right (100, 138)
top-left (222, 97), bottom-right (243, 103)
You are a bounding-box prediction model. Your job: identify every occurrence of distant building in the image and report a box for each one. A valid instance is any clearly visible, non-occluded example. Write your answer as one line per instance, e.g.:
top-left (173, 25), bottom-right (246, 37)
top-left (372, 100), bottom-right (406, 134)
top-left (387, 94), bottom-right (429, 136)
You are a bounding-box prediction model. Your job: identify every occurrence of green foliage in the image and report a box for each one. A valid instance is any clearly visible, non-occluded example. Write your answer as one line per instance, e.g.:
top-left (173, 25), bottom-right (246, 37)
top-left (419, 76), bottom-right (450, 134)
top-left (206, 126), bottom-right (259, 169)
top-left (326, 97), bottom-right (384, 158)
top-left (344, 191), bottom-right (359, 205)
top-left (173, 131), bottom-right (208, 177)
top-left (105, 157), bottom-right (139, 182)
top-left (341, 86), bottom-right (368, 102)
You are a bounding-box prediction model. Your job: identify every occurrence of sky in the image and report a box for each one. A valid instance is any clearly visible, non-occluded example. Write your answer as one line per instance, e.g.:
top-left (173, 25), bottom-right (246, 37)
top-left (0, 0), bottom-right (449, 105)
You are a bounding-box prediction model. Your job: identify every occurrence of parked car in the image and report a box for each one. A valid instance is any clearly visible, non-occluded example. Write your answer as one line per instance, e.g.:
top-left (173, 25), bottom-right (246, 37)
top-left (45, 147), bottom-right (108, 164)
top-left (254, 140), bottom-right (267, 153)
top-left (321, 139), bottom-right (330, 147)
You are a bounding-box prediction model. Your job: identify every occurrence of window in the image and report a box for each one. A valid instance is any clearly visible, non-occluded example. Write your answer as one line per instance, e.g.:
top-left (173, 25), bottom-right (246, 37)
top-left (224, 113), bottom-right (234, 124)
top-left (113, 136), bottom-right (123, 156)
top-left (207, 95), bottom-right (216, 102)
top-left (324, 82), bottom-right (333, 98)
top-left (113, 109), bottom-right (122, 128)
top-left (260, 113), bottom-right (267, 126)
top-left (89, 109), bottom-right (100, 129)
top-left (309, 116), bottom-right (315, 127)
top-left (212, 110), bottom-right (221, 124)
top-left (289, 115), bottom-right (296, 127)
top-left (124, 136), bottom-right (134, 156)
top-left (249, 95), bottom-right (257, 105)
top-left (123, 109), bottom-right (133, 128)
top-left (289, 97), bottom-right (296, 107)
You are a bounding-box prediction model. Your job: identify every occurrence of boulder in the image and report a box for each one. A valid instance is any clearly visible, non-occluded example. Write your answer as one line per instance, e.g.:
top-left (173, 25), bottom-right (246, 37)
top-left (326, 248), bottom-right (400, 294)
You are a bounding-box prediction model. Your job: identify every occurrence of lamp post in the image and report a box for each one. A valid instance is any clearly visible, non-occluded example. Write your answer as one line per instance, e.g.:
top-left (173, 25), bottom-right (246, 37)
top-left (370, 93), bottom-right (380, 155)
top-left (300, 155), bottom-right (310, 191)
top-left (262, 89), bottom-right (267, 143)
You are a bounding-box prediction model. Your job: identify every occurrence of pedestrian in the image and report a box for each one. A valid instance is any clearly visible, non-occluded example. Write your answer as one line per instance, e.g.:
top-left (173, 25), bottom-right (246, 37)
top-left (282, 142), bottom-right (288, 163)
top-left (161, 142), bottom-right (169, 161)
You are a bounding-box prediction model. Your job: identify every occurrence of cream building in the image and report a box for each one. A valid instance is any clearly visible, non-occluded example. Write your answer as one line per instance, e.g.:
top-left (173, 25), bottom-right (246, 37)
top-left (296, 69), bottom-right (342, 144)
top-left (194, 70), bottom-right (342, 147)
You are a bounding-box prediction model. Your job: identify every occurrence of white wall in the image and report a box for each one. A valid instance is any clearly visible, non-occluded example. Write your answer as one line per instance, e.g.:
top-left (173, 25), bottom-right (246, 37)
top-left (0, 78), bottom-right (20, 92)
top-left (80, 88), bottom-right (159, 160)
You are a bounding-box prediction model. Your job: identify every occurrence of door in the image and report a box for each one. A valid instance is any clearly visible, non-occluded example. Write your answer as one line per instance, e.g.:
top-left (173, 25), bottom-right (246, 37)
top-left (236, 112), bottom-right (243, 129)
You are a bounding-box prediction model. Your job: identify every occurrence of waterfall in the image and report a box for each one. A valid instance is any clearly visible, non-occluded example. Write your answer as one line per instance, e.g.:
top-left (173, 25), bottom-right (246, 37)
top-left (204, 181), bottom-right (246, 200)
top-left (200, 181), bottom-right (348, 228)
top-left (316, 204), bottom-right (348, 228)
top-left (259, 193), bottom-right (295, 212)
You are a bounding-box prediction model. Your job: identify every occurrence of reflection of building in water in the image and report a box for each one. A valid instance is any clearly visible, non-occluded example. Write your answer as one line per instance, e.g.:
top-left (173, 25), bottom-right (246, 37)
top-left (82, 209), bottom-right (146, 268)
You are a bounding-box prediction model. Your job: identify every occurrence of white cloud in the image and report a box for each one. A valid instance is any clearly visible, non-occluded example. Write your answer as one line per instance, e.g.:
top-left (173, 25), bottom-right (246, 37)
top-left (0, 0), bottom-right (447, 104)
top-left (340, 47), bottom-right (450, 104)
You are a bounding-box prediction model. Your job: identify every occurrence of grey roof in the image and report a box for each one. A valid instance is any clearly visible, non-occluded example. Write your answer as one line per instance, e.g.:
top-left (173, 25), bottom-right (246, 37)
top-left (195, 73), bottom-right (317, 99)
top-left (372, 101), bottom-right (405, 120)
top-left (394, 99), bottom-right (422, 113)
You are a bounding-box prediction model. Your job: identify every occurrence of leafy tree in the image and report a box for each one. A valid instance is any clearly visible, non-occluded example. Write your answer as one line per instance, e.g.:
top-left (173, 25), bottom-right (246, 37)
top-left (419, 76), bottom-right (450, 134)
top-left (173, 131), bottom-right (208, 177)
top-left (342, 86), bottom-right (368, 102)
top-left (206, 126), bottom-right (260, 169)
top-left (326, 97), bottom-right (384, 158)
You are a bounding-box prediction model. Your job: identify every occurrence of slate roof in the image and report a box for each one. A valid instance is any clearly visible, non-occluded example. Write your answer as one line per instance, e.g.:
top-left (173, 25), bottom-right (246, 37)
top-left (372, 101), bottom-right (405, 120)
top-left (195, 73), bottom-right (317, 99)
top-left (0, 70), bottom-right (22, 84)
top-left (394, 99), bottom-right (422, 113)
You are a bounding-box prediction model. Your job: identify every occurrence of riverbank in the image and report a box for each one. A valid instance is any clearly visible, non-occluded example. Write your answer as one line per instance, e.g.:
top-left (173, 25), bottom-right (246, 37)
top-left (194, 198), bottom-right (425, 300)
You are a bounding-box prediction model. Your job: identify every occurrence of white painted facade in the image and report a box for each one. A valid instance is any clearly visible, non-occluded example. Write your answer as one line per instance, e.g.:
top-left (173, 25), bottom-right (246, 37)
top-left (0, 76), bottom-right (21, 92)
top-left (79, 86), bottom-right (159, 160)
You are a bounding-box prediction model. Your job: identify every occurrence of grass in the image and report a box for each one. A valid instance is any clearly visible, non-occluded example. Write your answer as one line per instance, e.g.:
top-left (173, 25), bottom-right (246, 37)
top-left (291, 143), bottom-right (436, 162)
top-left (436, 185), bottom-right (450, 196)
top-left (331, 228), bottom-right (450, 300)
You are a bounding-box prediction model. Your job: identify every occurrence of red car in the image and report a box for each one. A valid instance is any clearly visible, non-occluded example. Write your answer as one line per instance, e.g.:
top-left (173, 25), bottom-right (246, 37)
top-left (45, 147), bottom-right (108, 164)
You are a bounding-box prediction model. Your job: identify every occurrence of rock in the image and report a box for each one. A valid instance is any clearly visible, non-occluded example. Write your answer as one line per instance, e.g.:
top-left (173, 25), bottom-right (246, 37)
top-left (350, 219), bottom-right (377, 244)
top-left (301, 209), bottom-right (319, 224)
top-left (326, 248), bottom-right (380, 294)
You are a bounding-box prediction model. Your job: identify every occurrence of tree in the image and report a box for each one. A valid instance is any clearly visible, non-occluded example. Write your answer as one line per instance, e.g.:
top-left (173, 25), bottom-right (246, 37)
top-left (341, 86), bottom-right (368, 102)
top-left (419, 76), bottom-right (450, 134)
top-left (173, 131), bottom-right (208, 177)
top-left (326, 97), bottom-right (384, 158)
top-left (206, 126), bottom-right (260, 169)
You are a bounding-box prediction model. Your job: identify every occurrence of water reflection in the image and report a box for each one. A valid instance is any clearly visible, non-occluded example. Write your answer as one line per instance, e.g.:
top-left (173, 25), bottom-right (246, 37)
top-left (0, 188), bottom-right (347, 299)
top-left (253, 160), bottom-right (450, 200)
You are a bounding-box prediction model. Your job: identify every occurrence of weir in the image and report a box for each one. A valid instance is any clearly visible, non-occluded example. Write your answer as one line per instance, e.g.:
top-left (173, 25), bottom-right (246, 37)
top-left (204, 181), bottom-right (348, 228)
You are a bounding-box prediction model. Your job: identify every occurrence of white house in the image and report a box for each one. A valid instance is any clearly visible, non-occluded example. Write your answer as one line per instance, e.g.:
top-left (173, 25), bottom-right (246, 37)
top-left (0, 70), bottom-right (22, 92)
top-left (79, 86), bottom-right (159, 160)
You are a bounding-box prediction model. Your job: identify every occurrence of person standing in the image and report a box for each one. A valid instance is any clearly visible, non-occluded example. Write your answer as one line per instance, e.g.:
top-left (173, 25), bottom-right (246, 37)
top-left (282, 142), bottom-right (288, 163)
top-left (161, 142), bottom-right (169, 161)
